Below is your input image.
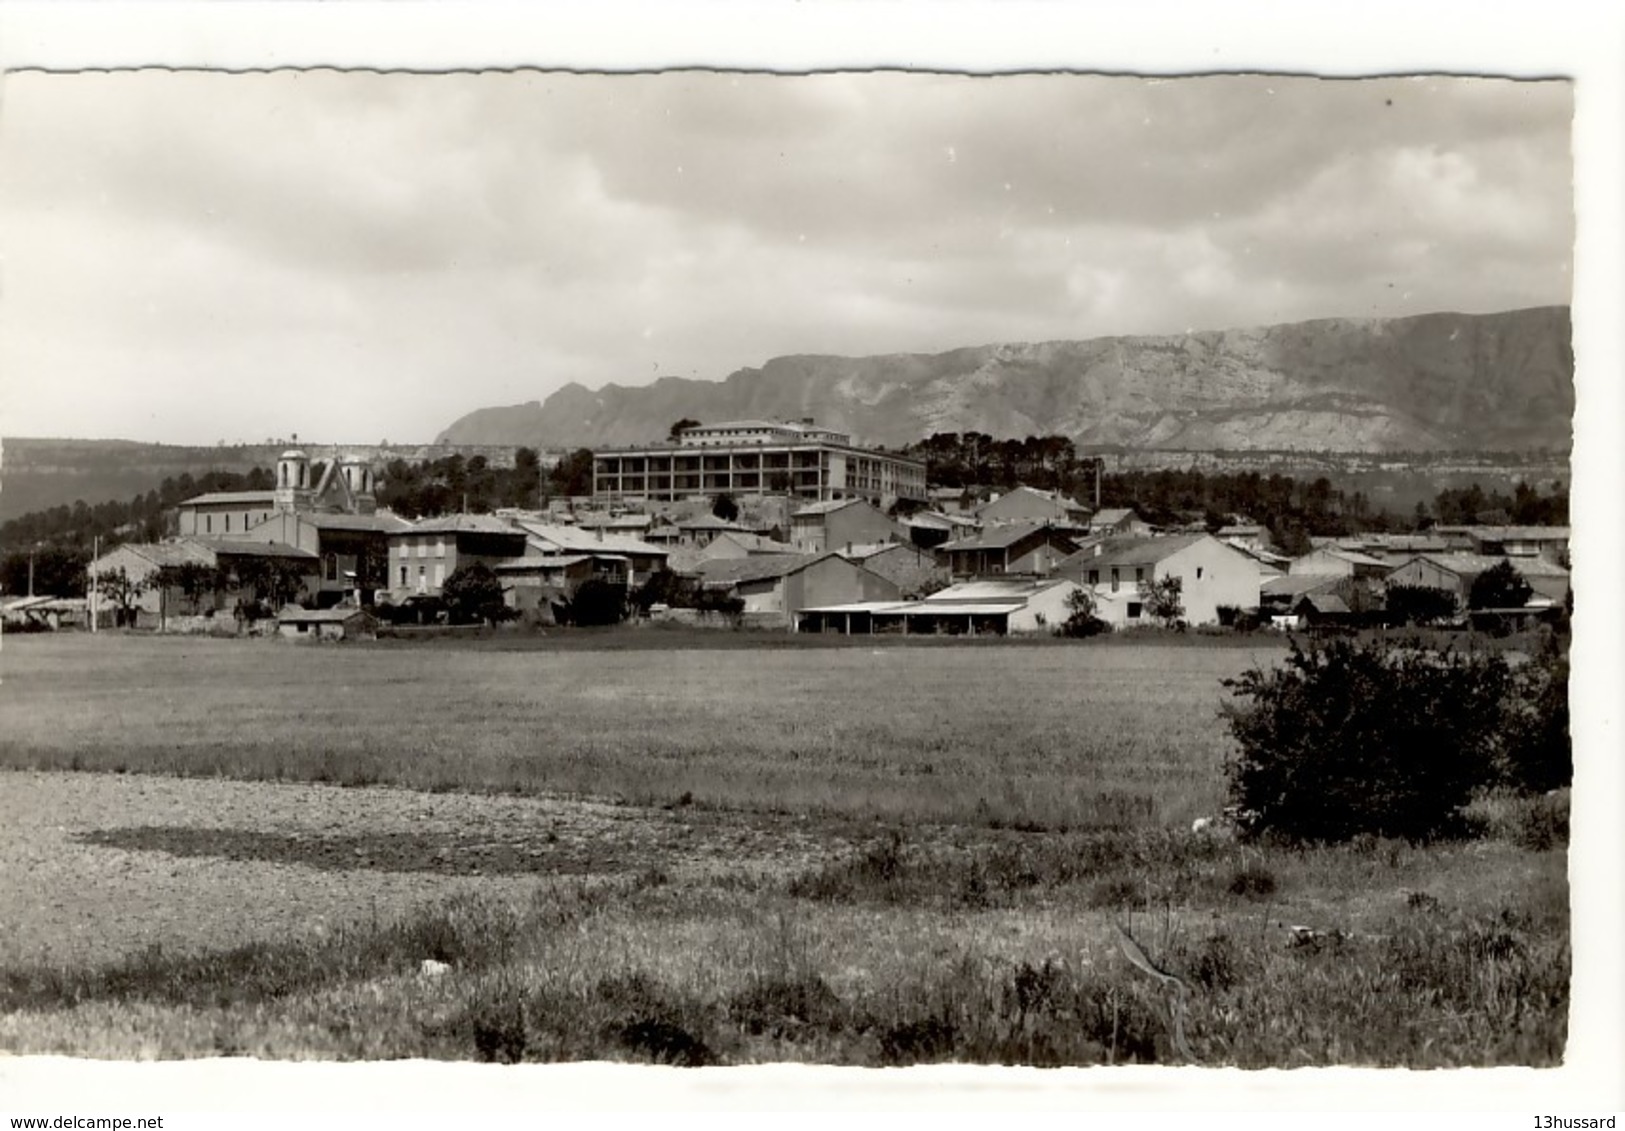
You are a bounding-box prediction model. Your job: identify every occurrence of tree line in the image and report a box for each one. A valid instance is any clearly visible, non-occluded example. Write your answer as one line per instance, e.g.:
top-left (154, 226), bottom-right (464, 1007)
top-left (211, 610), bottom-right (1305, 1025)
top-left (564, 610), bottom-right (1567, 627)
top-left (900, 431), bottom-right (1568, 555)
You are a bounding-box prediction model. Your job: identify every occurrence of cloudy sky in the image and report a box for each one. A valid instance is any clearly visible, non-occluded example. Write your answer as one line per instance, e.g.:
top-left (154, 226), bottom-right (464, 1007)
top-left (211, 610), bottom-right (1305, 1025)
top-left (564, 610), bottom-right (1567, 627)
top-left (0, 69), bottom-right (1573, 445)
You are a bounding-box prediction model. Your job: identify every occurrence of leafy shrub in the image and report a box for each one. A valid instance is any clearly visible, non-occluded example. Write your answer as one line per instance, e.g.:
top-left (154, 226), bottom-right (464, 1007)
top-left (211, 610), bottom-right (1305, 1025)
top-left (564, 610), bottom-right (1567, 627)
top-left (1385, 584), bottom-right (1459, 626)
top-left (1498, 634), bottom-right (1571, 793)
top-left (441, 563), bottom-right (507, 625)
top-left (1222, 637), bottom-right (1514, 842)
top-left (1225, 865), bottom-right (1278, 900)
top-left (1469, 560), bottom-right (1534, 610)
top-left (561, 578), bottom-right (627, 627)
top-left (1057, 588), bottom-right (1109, 638)
top-left (615, 1017), bottom-right (715, 1067)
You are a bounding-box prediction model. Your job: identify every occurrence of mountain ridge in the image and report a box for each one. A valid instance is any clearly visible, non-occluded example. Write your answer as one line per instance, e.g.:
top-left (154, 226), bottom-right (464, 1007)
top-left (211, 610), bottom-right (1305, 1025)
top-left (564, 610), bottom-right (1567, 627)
top-left (437, 306), bottom-right (1573, 454)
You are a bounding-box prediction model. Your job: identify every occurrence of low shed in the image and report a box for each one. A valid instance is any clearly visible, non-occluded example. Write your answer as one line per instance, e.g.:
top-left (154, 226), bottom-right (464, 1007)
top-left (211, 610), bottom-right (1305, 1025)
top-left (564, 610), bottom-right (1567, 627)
top-left (277, 606), bottom-right (377, 641)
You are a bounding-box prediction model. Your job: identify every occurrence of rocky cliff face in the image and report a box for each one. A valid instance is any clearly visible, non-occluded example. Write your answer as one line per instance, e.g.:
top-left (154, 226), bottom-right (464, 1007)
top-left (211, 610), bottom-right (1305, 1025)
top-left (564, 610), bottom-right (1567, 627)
top-left (437, 307), bottom-right (1572, 453)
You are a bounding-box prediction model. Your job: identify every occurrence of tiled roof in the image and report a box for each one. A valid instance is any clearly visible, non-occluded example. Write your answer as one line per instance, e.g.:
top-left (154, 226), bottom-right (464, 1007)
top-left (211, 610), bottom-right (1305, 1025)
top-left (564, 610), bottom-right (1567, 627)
top-left (1090, 508), bottom-right (1136, 525)
top-left (696, 552), bottom-right (830, 585)
top-left (405, 513), bottom-right (523, 536)
top-left (710, 532), bottom-right (790, 553)
top-left (1307, 547), bottom-right (1390, 569)
top-left (1075, 534), bottom-right (1206, 570)
top-left (516, 521), bottom-right (668, 557)
top-left (1467, 526), bottom-right (1571, 542)
top-left (792, 498), bottom-right (865, 517)
top-left (277, 606), bottom-right (376, 623)
top-left (676, 514), bottom-right (753, 531)
top-left (178, 491), bottom-right (277, 507)
top-left (1297, 593), bottom-right (1351, 614)
top-left (940, 521), bottom-right (1075, 553)
top-left (1263, 573), bottom-right (1343, 598)
top-left (1391, 552), bottom-right (1568, 579)
top-left (490, 554), bottom-right (592, 571)
top-left (192, 539), bottom-right (317, 560)
top-left (307, 512), bottom-right (413, 533)
top-left (924, 578), bottom-right (1071, 602)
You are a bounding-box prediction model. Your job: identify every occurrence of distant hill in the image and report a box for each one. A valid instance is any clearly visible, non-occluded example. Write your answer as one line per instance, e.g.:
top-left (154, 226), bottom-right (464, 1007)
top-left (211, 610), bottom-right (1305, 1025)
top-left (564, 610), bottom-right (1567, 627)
top-left (437, 307), bottom-right (1573, 454)
top-left (0, 439), bottom-right (527, 523)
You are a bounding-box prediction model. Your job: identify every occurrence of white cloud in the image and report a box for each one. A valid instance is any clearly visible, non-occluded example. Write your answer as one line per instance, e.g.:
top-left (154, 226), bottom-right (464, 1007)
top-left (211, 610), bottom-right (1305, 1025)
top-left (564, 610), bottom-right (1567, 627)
top-left (0, 70), bottom-right (1574, 443)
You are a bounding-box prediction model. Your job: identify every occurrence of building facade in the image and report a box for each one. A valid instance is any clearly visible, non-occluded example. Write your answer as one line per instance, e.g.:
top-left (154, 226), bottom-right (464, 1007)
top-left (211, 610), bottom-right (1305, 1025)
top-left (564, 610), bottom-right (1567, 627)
top-left (591, 419), bottom-right (927, 506)
top-left (1058, 533), bottom-right (1263, 629)
top-left (387, 515), bottom-right (529, 597)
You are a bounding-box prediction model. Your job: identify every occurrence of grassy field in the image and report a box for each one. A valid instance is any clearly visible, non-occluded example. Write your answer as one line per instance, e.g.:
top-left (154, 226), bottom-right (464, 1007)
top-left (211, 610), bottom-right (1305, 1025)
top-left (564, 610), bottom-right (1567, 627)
top-left (0, 631), bottom-right (1569, 1067)
top-left (0, 632), bottom-right (1284, 830)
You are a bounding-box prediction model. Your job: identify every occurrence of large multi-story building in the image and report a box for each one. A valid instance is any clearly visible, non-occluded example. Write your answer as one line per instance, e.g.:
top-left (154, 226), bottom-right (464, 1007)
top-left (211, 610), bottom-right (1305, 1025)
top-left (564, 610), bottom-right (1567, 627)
top-left (591, 419), bottom-right (927, 506)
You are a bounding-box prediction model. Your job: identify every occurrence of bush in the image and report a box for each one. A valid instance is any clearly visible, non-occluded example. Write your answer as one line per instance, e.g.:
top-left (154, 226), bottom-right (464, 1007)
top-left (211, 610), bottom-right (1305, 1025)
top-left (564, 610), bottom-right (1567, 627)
top-left (561, 578), bottom-right (628, 627)
top-left (1385, 584), bottom-right (1459, 626)
top-left (1498, 633), bottom-right (1571, 793)
top-left (1222, 637), bottom-right (1514, 842)
top-left (1057, 588), bottom-right (1109, 638)
top-left (1469, 560), bottom-right (1533, 611)
top-left (441, 563), bottom-right (507, 625)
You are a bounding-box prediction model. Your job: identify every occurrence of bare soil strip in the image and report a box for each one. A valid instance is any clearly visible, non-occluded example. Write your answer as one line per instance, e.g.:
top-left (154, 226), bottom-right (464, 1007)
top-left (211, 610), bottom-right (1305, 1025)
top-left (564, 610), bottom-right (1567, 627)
top-left (0, 770), bottom-right (862, 966)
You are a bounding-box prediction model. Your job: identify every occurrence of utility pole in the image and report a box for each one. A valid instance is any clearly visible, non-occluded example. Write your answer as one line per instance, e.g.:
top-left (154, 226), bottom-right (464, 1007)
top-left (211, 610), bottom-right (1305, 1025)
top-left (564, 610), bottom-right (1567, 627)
top-left (90, 535), bottom-right (99, 634)
top-left (27, 549), bottom-right (34, 597)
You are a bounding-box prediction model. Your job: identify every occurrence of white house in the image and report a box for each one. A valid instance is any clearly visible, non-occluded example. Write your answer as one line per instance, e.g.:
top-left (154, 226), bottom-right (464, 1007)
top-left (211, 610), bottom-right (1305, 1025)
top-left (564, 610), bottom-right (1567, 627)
top-left (1056, 533), bottom-right (1263, 629)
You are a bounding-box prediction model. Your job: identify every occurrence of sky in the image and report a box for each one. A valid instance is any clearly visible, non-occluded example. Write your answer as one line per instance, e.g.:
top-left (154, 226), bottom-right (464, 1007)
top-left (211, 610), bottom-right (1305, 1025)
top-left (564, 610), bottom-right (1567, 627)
top-left (0, 69), bottom-right (1575, 445)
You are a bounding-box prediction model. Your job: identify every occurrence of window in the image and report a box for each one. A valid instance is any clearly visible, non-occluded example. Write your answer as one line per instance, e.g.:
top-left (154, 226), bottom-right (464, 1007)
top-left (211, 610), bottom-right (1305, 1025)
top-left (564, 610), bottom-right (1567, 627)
top-left (324, 554), bottom-right (337, 581)
top-left (416, 540), bottom-right (426, 559)
top-left (434, 540), bottom-right (446, 559)
top-left (1111, 567), bottom-right (1119, 592)
top-left (399, 565), bottom-right (407, 586)
top-left (1087, 569), bottom-right (1099, 585)
top-left (205, 515), bottom-right (212, 533)
top-left (1135, 567), bottom-right (1145, 582)
top-left (1196, 566), bottom-right (1204, 579)
top-left (1128, 601), bottom-right (1143, 619)
top-left (433, 562), bottom-right (445, 587)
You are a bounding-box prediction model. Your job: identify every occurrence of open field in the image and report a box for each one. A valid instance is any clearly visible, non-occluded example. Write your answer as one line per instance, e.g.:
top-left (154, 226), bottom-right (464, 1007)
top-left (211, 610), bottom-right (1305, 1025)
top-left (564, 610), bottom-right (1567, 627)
top-left (0, 632), bottom-right (1569, 1066)
top-left (0, 632), bottom-right (1287, 829)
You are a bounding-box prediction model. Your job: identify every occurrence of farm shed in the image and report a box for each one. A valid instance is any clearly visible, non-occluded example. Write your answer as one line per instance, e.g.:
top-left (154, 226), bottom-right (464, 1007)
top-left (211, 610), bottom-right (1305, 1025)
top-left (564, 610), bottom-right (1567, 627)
top-left (798, 577), bottom-right (1082, 637)
top-left (697, 552), bottom-right (901, 630)
top-left (276, 606), bottom-right (378, 641)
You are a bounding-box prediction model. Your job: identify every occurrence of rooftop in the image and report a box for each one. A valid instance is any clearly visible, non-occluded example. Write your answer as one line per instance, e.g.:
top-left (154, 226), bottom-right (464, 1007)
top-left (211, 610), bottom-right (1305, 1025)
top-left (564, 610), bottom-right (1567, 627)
top-left (1467, 525), bottom-right (1572, 542)
top-left (405, 513), bottom-right (524, 536)
top-left (191, 539), bottom-right (317, 560)
top-left (516, 520), bottom-right (668, 557)
top-left (306, 512), bottom-right (413, 533)
top-left (924, 577), bottom-right (1072, 603)
top-left (696, 552), bottom-right (831, 585)
top-left (178, 491), bottom-right (277, 507)
top-left (277, 606), bottom-right (376, 623)
top-left (1072, 533), bottom-right (1207, 570)
top-left (940, 521), bottom-right (1076, 553)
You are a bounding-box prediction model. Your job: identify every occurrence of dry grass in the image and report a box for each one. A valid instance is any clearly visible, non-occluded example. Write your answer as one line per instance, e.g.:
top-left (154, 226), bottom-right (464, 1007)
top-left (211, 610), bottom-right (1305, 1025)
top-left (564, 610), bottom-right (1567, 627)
top-left (0, 632), bottom-right (1568, 1066)
top-left (0, 633), bottom-right (1278, 830)
top-left (0, 831), bottom-right (1567, 1066)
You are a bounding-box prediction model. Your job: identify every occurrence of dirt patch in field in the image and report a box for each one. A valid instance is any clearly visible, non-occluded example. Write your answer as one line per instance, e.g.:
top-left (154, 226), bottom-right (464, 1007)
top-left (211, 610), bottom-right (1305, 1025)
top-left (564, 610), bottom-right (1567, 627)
top-left (0, 771), bottom-right (868, 967)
